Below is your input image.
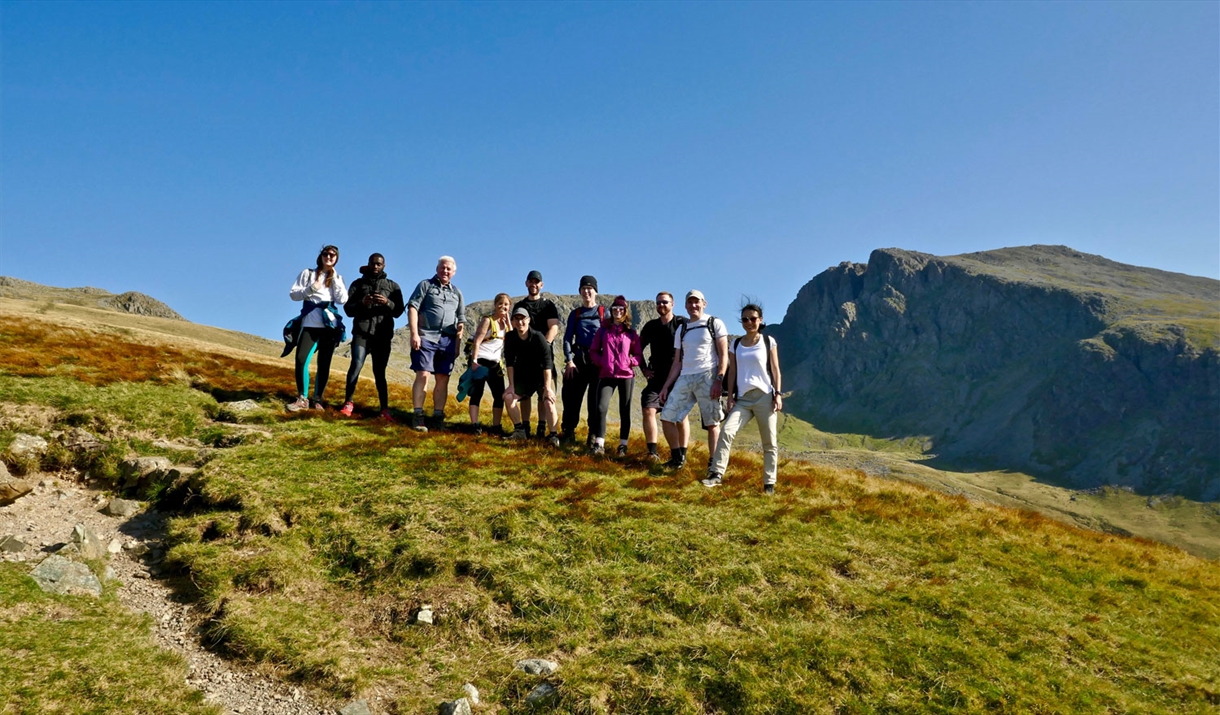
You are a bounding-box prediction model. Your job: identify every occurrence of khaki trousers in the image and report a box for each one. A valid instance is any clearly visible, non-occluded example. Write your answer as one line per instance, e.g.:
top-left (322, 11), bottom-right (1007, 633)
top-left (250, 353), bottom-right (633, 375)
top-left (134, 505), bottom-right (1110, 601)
top-left (710, 388), bottom-right (778, 485)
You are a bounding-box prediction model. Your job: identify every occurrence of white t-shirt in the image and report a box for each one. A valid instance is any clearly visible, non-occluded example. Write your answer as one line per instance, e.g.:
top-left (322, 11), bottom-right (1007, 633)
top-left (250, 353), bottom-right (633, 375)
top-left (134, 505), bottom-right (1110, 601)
top-left (735, 335), bottom-right (776, 395)
top-left (289, 269), bottom-right (349, 329)
top-left (673, 315), bottom-right (728, 373)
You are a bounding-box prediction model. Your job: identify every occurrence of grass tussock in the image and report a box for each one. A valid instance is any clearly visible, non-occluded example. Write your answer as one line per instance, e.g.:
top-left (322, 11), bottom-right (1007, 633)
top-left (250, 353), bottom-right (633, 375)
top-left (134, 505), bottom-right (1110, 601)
top-left (1, 317), bottom-right (1218, 713)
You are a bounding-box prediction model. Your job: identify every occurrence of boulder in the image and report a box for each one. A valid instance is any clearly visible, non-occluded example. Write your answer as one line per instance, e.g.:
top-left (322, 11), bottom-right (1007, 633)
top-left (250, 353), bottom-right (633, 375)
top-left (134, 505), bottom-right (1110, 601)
top-left (69, 524), bottom-right (107, 560)
top-left (0, 473), bottom-right (33, 506)
top-left (8, 434), bottom-right (48, 459)
top-left (0, 535), bottom-right (28, 553)
top-left (61, 427), bottom-right (104, 453)
top-left (101, 498), bottom-right (141, 518)
top-left (462, 683), bottom-right (480, 705)
top-left (29, 555), bottom-right (103, 597)
top-left (118, 456), bottom-right (172, 489)
top-left (438, 698), bottom-right (472, 715)
top-left (338, 700), bottom-right (371, 715)
top-left (525, 682), bottom-right (558, 704)
top-left (514, 658), bottom-right (559, 676)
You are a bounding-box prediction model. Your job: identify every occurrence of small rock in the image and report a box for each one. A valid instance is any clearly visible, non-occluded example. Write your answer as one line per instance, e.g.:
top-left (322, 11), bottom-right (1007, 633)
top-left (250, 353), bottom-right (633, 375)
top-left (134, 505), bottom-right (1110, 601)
top-left (514, 658), bottom-right (559, 676)
top-left (438, 697), bottom-right (472, 715)
top-left (525, 682), bottom-right (558, 704)
top-left (102, 498), bottom-right (141, 517)
top-left (338, 700), bottom-right (372, 715)
top-left (222, 399), bottom-right (262, 414)
top-left (0, 474), bottom-right (34, 506)
top-left (107, 539), bottom-right (122, 554)
top-left (462, 683), bottom-right (479, 705)
top-left (103, 565), bottom-right (117, 582)
top-left (8, 434), bottom-right (48, 459)
top-left (118, 456), bottom-right (172, 489)
top-left (61, 427), bottom-right (104, 453)
top-left (71, 524), bottom-right (107, 560)
top-left (29, 555), bottom-right (103, 596)
top-left (0, 535), bottom-right (28, 553)
top-left (417, 606), bottom-right (434, 625)
top-left (123, 540), bottom-right (149, 556)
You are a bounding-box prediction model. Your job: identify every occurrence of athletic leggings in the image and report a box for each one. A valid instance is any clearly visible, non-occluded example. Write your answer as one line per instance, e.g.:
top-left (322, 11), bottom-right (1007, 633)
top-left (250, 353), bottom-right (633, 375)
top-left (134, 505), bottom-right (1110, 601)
top-left (468, 358), bottom-right (506, 408)
top-left (561, 357), bottom-right (600, 439)
top-left (592, 376), bottom-right (634, 441)
top-left (295, 327), bottom-right (340, 399)
top-left (344, 334), bottom-right (392, 410)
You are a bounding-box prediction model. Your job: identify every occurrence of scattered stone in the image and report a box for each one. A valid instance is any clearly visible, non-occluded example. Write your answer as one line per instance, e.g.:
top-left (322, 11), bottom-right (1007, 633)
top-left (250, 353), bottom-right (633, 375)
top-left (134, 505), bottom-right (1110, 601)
top-left (0, 535), bottom-right (28, 553)
top-left (103, 565), bottom-right (117, 582)
top-left (8, 434), bottom-right (48, 459)
top-left (71, 524), bottom-right (107, 560)
top-left (525, 682), bottom-right (558, 704)
top-left (0, 473), bottom-right (34, 506)
top-left (417, 604), bottom-right (434, 625)
top-left (439, 697), bottom-right (472, 715)
top-left (462, 683), bottom-right (480, 705)
top-left (29, 555), bottom-right (103, 596)
top-left (107, 538), bottom-right (123, 554)
top-left (123, 540), bottom-right (150, 556)
top-left (101, 498), bottom-right (141, 517)
top-left (514, 658), bottom-right (559, 676)
top-left (339, 700), bottom-right (372, 715)
top-left (221, 399), bottom-right (262, 414)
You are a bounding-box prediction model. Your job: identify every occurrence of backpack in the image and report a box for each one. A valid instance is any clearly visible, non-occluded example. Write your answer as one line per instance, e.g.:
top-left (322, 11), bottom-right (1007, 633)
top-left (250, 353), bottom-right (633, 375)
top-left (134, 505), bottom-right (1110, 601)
top-left (731, 330), bottom-right (776, 398)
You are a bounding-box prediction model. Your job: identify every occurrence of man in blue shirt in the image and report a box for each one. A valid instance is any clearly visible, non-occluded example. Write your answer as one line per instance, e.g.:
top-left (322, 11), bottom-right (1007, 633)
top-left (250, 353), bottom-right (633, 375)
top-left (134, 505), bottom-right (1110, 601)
top-left (407, 255), bottom-right (466, 431)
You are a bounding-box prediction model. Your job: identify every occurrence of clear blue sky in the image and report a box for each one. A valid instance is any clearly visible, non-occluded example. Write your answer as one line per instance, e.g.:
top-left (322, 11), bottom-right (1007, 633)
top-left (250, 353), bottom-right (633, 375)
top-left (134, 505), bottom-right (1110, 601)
top-left (2, 1), bottom-right (1216, 339)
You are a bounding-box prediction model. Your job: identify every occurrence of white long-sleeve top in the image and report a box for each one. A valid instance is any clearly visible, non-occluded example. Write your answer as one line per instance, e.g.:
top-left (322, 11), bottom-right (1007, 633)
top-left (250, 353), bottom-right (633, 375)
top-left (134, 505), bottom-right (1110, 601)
top-left (289, 269), bottom-right (349, 329)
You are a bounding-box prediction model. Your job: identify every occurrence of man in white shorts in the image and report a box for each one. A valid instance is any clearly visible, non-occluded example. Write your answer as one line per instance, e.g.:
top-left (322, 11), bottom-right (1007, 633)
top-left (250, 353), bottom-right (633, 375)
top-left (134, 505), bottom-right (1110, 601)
top-left (658, 290), bottom-right (729, 471)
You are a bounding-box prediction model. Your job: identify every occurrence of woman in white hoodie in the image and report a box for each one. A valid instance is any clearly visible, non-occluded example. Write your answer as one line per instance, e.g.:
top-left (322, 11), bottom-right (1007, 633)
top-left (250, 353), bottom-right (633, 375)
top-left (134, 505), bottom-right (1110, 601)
top-left (286, 245), bottom-right (349, 411)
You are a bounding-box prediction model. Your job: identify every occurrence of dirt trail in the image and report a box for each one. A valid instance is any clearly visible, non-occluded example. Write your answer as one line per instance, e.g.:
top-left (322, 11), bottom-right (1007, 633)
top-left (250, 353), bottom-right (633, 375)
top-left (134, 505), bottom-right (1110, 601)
top-left (0, 472), bottom-right (342, 715)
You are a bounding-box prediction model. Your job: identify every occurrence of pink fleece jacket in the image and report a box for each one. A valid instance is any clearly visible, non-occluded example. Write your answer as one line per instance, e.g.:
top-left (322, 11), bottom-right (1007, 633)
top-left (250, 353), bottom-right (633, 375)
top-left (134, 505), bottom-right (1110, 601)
top-left (590, 323), bottom-right (644, 379)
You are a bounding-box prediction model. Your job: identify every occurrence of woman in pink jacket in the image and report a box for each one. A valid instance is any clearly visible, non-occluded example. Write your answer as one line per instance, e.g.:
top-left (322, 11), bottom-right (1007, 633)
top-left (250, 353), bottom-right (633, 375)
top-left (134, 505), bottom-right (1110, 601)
top-left (588, 295), bottom-right (645, 456)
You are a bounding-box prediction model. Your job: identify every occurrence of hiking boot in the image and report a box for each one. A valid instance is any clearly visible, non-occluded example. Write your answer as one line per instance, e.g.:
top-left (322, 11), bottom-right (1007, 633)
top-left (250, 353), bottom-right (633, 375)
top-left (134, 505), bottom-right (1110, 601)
top-left (379, 409), bottom-right (395, 423)
top-left (701, 473), bottom-right (723, 488)
top-left (510, 427), bottom-right (529, 440)
top-left (471, 425), bottom-right (483, 436)
top-left (536, 423), bottom-right (546, 439)
top-left (616, 445), bottom-right (628, 457)
top-left (310, 398), bottom-right (327, 411)
top-left (647, 451), bottom-right (662, 463)
top-left (664, 455), bottom-right (686, 470)
top-left (286, 396), bottom-right (310, 412)
top-left (589, 444), bottom-right (605, 456)
top-left (548, 433), bottom-right (561, 448)
top-left (428, 414), bottom-right (445, 431)
top-left (412, 413), bottom-right (428, 432)
top-left (763, 484), bottom-right (775, 495)
top-left (560, 433), bottom-right (577, 446)
top-left (339, 402), bottom-right (355, 417)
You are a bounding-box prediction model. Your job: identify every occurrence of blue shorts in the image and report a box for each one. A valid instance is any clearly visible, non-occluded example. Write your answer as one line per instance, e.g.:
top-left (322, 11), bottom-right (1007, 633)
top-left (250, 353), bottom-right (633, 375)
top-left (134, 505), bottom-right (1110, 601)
top-left (411, 335), bottom-right (458, 375)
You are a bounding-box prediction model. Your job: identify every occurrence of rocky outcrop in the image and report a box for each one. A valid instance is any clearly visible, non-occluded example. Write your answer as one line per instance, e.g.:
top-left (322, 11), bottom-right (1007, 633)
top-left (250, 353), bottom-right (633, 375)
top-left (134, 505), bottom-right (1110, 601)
top-left (98, 291), bottom-right (183, 320)
top-left (772, 245), bottom-right (1219, 500)
top-left (0, 277), bottom-right (183, 320)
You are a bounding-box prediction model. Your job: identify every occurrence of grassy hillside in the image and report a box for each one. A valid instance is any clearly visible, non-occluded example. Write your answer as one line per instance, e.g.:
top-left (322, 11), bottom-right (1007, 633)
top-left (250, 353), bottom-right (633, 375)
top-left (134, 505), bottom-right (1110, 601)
top-left (1, 306), bottom-right (1218, 712)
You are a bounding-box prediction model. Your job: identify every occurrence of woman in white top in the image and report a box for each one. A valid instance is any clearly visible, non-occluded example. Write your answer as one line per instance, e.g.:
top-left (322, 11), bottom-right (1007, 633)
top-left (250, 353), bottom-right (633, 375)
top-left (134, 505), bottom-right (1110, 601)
top-left (467, 293), bottom-right (511, 434)
top-left (702, 303), bottom-right (783, 493)
top-left (287, 245), bottom-right (349, 411)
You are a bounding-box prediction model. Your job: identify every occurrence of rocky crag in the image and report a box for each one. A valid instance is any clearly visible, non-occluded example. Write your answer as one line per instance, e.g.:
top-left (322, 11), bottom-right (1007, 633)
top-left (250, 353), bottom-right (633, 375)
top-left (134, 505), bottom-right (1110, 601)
top-left (0, 276), bottom-right (183, 320)
top-left (771, 245), bottom-right (1219, 500)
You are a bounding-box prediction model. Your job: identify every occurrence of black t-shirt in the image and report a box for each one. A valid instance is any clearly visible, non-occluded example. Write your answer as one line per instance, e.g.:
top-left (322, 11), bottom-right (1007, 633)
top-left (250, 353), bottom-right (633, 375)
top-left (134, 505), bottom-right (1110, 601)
top-left (504, 327), bottom-right (554, 382)
top-left (512, 297), bottom-right (560, 339)
top-left (640, 316), bottom-right (686, 379)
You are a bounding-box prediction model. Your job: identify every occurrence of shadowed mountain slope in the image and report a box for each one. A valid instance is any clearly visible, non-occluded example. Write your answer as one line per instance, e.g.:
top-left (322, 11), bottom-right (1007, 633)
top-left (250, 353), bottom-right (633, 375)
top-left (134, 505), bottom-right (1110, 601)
top-left (771, 245), bottom-right (1219, 500)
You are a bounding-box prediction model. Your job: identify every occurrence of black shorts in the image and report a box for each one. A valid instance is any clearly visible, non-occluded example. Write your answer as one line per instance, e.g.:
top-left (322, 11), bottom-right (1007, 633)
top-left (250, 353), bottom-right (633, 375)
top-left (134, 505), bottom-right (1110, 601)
top-left (640, 378), bottom-right (667, 410)
top-left (515, 379), bottom-right (543, 399)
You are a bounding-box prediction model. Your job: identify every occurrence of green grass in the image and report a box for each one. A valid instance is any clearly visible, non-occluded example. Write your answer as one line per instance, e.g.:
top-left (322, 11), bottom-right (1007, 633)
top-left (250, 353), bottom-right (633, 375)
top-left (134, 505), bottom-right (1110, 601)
top-left (162, 417), bottom-right (1220, 713)
top-left (0, 564), bottom-right (217, 715)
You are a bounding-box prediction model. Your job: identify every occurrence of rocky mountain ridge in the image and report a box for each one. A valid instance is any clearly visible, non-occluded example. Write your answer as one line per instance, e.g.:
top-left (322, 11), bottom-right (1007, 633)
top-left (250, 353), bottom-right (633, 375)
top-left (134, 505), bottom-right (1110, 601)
top-left (0, 276), bottom-right (183, 320)
top-left (771, 245), bottom-right (1219, 500)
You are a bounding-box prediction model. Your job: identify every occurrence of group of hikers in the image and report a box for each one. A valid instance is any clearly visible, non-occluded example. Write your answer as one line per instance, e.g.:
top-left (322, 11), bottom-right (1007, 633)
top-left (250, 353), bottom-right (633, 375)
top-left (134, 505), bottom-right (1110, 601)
top-left (284, 245), bottom-right (783, 492)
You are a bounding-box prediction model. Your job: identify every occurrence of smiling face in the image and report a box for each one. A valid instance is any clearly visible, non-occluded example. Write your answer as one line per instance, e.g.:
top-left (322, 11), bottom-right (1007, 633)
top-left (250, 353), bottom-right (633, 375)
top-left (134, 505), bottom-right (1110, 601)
top-left (685, 295), bottom-right (705, 320)
top-left (494, 296), bottom-right (511, 319)
top-left (435, 259), bottom-right (455, 285)
top-left (368, 255), bottom-right (385, 274)
top-left (579, 285), bottom-right (597, 306)
top-left (526, 277), bottom-right (543, 298)
top-left (512, 312), bottom-right (530, 335)
top-left (318, 246), bottom-right (339, 270)
top-left (655, 293), bottom-right (673, 318)
top-left (740, 308), bottom-right (762, 335)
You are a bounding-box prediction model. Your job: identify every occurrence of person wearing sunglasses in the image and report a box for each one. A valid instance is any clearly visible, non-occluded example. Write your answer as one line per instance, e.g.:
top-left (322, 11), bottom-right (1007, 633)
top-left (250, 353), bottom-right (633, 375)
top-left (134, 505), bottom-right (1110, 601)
top-left (285, 245), bottom-right (349, 412)
top-left (639, 291), bottom-right (688, 462)
top-left (588, 295), bottom-right (645, 456)
top-left (702, 303), bottom-right (783, 493)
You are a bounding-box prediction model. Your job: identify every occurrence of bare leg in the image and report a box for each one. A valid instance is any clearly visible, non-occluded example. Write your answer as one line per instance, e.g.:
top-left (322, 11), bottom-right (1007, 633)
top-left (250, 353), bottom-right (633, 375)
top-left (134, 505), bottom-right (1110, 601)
top-left (432, 374), bottom-right (451, 415)
top-left (468, 404), bottom-right (480, 425)
top-left (412, 371), bottom-right (432, 410)
top-left (643, 407), bottom-right (659, 444)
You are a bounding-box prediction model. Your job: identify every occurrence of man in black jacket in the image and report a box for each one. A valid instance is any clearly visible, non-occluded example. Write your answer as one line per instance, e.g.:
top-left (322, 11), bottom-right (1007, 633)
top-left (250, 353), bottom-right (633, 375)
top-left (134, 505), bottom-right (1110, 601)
top-left (339, 253), bottom-right (404, 420)
top-left (504, 307), bottom-right (559, 445)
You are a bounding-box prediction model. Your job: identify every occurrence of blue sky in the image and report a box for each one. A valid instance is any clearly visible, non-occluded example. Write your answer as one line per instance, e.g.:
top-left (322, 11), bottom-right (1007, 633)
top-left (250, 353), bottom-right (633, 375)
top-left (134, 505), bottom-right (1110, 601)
top-left (2, 1), bottom-right (1216, 339)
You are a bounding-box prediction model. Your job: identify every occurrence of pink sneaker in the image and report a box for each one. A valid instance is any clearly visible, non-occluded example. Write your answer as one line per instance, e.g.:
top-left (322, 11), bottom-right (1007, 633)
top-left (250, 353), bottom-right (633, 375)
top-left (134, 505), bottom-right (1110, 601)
top-left (339, 402), bottom-right (355, 417)
top-left (379, 409), bottom-right (395, 423)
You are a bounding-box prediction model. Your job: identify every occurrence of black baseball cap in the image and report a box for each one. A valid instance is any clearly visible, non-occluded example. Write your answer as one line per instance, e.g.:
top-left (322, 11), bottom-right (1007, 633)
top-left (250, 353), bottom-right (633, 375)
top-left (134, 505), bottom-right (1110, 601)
top-left (526, 270), bottom-right (543, 282)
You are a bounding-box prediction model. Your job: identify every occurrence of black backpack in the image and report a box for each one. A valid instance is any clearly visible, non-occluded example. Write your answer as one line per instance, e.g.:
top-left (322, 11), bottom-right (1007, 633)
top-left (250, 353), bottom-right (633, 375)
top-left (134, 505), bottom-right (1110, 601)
top-left (731, 330), bottom-right (776, 398)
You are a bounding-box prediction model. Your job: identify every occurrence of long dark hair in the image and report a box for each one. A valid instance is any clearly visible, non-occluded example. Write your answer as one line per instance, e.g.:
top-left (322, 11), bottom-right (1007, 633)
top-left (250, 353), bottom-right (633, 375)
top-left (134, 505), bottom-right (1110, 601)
top-left (315, 245), bottom-right (340, 287)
